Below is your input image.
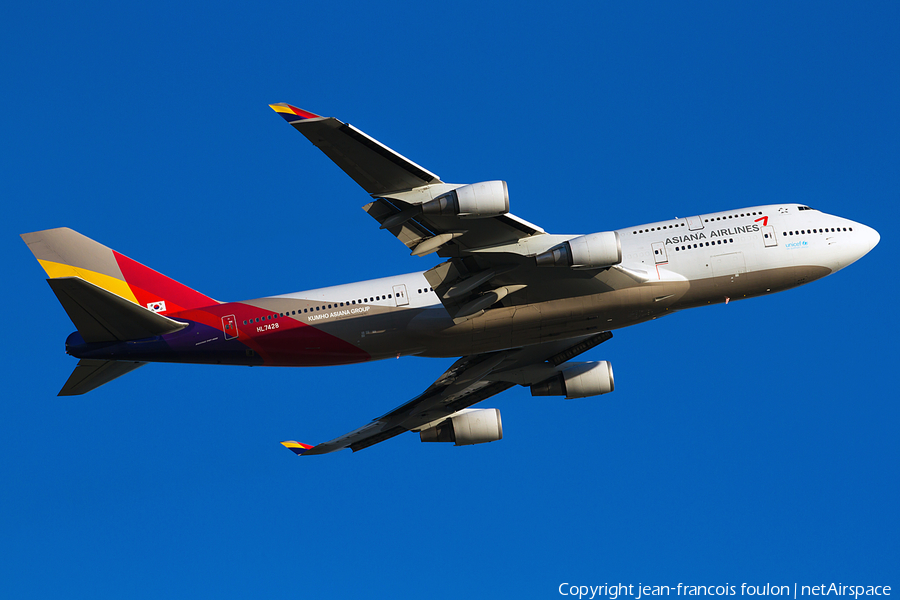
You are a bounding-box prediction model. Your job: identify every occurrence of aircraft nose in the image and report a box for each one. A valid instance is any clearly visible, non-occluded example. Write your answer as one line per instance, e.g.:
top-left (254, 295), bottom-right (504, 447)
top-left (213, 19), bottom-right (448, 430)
top-left (860, 223), bottom-right (880, 253)
top-left (842, 221), bottom-right (879, 268)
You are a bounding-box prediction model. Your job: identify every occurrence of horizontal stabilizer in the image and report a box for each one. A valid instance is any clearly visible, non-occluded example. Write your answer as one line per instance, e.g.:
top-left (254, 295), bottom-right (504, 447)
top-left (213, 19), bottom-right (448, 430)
top-left (280, 441), bottom-right (314, 456)
top-left (48, 277), bottom-right (187, 343)
top-left (59, 359), bottom-right (146, 396)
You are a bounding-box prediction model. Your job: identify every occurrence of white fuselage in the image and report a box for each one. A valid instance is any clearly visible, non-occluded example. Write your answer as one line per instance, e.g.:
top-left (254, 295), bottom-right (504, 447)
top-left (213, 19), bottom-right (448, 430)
top-left (240, 203), bottom-right (878, 362)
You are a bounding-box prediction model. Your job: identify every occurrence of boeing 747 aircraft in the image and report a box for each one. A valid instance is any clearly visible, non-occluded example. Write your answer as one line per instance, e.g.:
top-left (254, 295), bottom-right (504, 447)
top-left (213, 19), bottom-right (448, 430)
top-left (22, 104), bottom-right (880, 455)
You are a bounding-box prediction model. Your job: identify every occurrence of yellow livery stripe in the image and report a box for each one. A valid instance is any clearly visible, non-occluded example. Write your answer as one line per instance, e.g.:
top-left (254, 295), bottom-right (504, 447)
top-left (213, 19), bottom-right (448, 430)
top-left (38, 260), bottom-right (139, 304)
top-left (269, 104), bottom-right (296, 114)
top-left (281, 440), bottom-right (314, 455)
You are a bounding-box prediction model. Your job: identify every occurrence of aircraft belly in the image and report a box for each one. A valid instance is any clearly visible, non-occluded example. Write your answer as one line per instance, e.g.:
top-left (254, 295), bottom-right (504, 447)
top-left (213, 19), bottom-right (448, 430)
top-left (672, 264), bottom-right (832, 309)
top-left (68, 265), bottom-right (832, 366)
top-left (250, 264), bottom-right (833, 361)
top-left (252, 324), bottom-right (371, 366)
top-left (314, 312), bottom-right (425, 361)
top-left (415, 280), bottom-right (690, 358)
top-left (511, 305), bottom-right (542, 347)
top-left (66, 321), bottom-right (266, 366)
top-left (471, 307), bottom-right (514, 353)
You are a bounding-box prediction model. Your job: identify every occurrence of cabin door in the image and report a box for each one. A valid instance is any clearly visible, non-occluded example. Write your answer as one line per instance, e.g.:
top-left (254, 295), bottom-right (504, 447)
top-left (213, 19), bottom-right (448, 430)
top-left (652, 242), bottom-right (668, 264)
top-left (687, 216), bottom-right (705, 231)
top-left (392, 284), bottom-right (409, 306)
top-left (222, 314), bottom-right (239, 340)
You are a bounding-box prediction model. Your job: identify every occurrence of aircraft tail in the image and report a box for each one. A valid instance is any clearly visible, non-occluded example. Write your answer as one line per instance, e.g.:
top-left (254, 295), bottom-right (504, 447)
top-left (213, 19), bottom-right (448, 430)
top-left (23, 227), bottom-right (216, 395)
top-left (21, 227), bottom-right (217, 315)
top-left (46, 279), bottom-right (185, 395)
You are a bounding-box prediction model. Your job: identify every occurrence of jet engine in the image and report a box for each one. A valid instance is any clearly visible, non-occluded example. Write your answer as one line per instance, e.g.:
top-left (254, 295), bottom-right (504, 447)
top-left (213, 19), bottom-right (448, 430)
top-left (530, 361), bottom-right (615, 399)
top-left (534, 231), bottom-right (622, 269)
top-left (419, 408), bottom-right (503, 446)
top-left (422, 181), bottom-right (509, 218)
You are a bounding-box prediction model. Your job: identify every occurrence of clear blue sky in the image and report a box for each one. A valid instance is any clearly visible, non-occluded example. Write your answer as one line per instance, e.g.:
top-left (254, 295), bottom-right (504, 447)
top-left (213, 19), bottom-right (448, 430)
top-left (2, 2), bottom-right (897, 598)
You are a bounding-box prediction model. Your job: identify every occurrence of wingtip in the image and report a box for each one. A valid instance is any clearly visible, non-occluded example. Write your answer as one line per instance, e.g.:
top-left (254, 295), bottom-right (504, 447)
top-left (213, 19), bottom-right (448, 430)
top-left (269, 103), bottom-right (322, 123)
top-left (280, 440), bottom-right (315, 456)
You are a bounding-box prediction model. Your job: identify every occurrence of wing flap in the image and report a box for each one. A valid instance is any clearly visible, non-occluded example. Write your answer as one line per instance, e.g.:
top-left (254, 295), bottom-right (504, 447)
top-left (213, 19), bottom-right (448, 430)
top-left (363, 198), bottom-right (435, 250)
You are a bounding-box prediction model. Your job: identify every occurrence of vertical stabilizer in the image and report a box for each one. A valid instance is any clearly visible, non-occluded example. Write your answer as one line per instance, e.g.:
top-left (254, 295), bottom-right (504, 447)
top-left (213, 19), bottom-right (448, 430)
top-left (21, 227), bottom-right (217, 315)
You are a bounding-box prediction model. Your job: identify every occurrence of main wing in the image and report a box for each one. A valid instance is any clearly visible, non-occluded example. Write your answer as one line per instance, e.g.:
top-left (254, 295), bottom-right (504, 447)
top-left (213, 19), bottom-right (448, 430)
top-left (270, 104), bottom-right (575, 322)
top-left (270, 105), bottom-right (621, 454)
top-left (282, 332), bottom-right (612, 455)
top-left (269, 104), bottom-right (546, 247)
top-left (270, 103), bottom-right (442, 196)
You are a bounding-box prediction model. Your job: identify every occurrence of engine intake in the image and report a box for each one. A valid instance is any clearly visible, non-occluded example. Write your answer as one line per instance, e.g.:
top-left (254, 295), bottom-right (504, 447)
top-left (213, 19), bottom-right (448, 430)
top-left (419, 408), bottom-right (504, 446)
top-left (530, 361), bottom-right (615, 399)
top-left (535, 231), bottom-right (622, 269)
top-left (422, 181), bottom-right (509, 219)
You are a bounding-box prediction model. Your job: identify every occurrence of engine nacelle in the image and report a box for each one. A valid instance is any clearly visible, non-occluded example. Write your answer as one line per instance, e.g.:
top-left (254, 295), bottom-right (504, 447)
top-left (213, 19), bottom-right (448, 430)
top-left (421, 181), bottom-right (509, 219)
top-left (530, 361), bottom-right (615, 399)
top-left (419, 408), bottom-right (504, 446)
top-left (534, 231), bottom-right (622, 269)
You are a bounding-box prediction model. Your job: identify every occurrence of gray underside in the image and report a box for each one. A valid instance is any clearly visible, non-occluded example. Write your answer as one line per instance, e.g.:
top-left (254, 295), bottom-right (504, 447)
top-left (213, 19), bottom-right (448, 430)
top-left (47, 277), bottom-right (187, 343)
top-left (58, 359), bottom-right (147, 396)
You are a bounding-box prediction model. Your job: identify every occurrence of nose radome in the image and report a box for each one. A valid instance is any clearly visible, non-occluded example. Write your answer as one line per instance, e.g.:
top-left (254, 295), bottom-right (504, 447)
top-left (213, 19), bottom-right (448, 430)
top-left (845, 221), bottom-right (879, 266)
top-left (861, 223), bottom-right (880, 253)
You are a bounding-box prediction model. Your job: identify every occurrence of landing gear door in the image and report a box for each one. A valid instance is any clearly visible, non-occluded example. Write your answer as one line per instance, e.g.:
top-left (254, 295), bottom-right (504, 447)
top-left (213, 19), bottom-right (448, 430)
top-left (392, 284), bottom-right (409, 306)
top-left (222, 314), bottom-right (239, 340)
top-left (652, 242), bottom-right (668, 264)
top-left (762, 225), bottom-right (777, 248)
